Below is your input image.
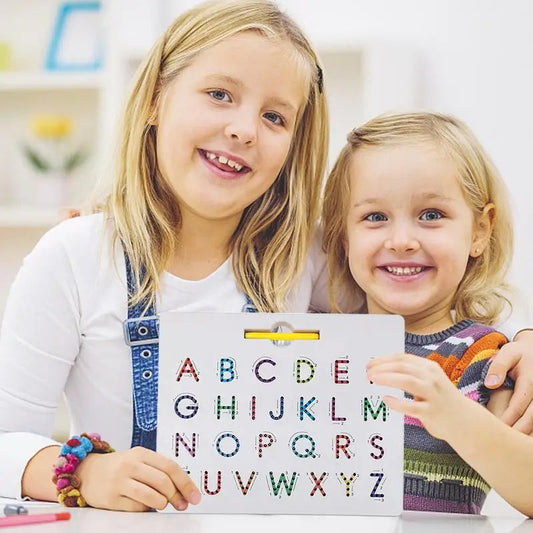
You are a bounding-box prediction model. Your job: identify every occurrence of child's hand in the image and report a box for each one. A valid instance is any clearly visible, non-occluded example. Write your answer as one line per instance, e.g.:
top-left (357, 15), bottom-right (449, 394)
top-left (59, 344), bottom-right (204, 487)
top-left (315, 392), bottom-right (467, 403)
top-left (484, 329), bottom-right (533, 434)
top-left (76, 446), bottom-right (201, 511)
top-left (366, 354), bottom-right (468, 441)
top-left (57, 207), bottom-right (81, 222)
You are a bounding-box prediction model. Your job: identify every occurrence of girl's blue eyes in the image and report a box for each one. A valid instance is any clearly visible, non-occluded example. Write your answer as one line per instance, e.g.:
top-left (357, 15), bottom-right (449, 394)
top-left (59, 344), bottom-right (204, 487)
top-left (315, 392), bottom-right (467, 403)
top-left (263, 112), bottom-right (284, 126)
top-left (207, 90), bottom-right (285, 126)
top-left (209, 89), bottom-right (231, 102)
top-left (419, 209), bottom-right (443, 221)
top-left (363, 210), bottom-right (444, 222)
top-left (365, 213), bottom-right (387, 222)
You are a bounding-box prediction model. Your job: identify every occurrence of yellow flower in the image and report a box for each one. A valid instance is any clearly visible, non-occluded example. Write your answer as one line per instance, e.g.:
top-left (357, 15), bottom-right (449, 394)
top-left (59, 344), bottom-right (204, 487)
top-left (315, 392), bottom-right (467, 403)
top-left (30, 115), bottom-right (73, 139)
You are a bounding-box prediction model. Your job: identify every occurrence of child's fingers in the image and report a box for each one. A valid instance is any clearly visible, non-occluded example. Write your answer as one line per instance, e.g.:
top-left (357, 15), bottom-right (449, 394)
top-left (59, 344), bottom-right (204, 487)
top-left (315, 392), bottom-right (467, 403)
top-left (484, 343), bottom-right (521, 389)
top-left (57, 207), bottom-right (81, 222)
top-left (115, 496), bottom-right (151, 512)
top-left (366, 353), bottom-right (424, 370)
top-left (510, 401), bottom-right (533, 435)
top-left (143, 451), bottom-right (201, 505)
top-left (367, 370), bottom-right (424, 397)
top-left (168, 491), bottom-right (189, 511)
top-left (366, 359), bottom-right (422, 379)
top-left (121, 478), bottom-right (169, 511)
top-left (130, 462), bottom-right (187, 511)
top-left (366, 356), bottom-right (442, 388)
top-left (500, 379), bottom-right (533, 430)
top-left (130, 447), bottom-right (201, 505)
top-left (369, 358), bottom-right (449, 397)
top-left (382, 395), bottom-right (418, 417)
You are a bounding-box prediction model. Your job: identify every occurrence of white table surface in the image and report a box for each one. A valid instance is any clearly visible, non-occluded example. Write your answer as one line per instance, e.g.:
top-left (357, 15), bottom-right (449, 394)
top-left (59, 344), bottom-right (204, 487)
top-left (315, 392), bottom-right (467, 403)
top-left (1, 501), bottom-right (531, 533)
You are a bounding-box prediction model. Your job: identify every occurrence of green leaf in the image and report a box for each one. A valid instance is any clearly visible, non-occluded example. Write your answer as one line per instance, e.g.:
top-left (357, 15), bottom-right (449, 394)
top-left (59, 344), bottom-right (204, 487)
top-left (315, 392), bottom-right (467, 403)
top-left (22, 145), bottom-right (51, 172)
top-left (63, 148), bottom-right (88, 173)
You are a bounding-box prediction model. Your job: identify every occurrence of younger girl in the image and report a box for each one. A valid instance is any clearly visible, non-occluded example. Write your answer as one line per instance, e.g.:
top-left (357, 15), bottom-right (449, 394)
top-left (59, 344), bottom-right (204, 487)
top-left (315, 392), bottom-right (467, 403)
top-left (323, 111), bottom-right (533, 516)
top-left (0, 0), bottom-right (327, 512)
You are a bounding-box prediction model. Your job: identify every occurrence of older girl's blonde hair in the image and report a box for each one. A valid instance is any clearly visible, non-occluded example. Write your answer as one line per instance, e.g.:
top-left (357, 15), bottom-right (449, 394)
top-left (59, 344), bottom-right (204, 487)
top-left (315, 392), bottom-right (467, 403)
top-left (322, 111), bottom-right (513, 324)
top-left (101, 0), bottom-right (328, 312)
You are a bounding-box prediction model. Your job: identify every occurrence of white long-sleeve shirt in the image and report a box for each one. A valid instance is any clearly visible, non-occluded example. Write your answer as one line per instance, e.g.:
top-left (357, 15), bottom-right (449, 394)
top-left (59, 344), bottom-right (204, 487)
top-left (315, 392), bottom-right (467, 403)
top-left (0, 213), bottom-right (332, 498)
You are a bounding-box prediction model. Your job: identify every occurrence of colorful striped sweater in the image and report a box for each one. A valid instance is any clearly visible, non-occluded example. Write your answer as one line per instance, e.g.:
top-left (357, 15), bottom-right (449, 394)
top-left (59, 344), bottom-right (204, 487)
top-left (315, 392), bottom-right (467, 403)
top-left (403, 320), bottom-right (510, 514)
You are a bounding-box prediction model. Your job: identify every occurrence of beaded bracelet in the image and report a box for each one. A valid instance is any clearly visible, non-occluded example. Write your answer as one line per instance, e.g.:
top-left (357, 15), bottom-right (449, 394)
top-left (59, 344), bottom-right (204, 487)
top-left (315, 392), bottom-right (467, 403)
top-left (52, 432), bottom-right (114, 507)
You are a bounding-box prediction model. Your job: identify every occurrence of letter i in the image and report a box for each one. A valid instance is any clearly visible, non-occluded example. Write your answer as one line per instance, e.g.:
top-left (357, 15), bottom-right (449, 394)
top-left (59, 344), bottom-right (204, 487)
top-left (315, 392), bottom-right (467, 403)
top-left (251, 396), bottom-right (256, 420)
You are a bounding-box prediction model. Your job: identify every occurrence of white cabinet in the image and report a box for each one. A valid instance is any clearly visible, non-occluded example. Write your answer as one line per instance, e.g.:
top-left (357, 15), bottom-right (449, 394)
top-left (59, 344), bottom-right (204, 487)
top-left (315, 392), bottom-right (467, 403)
top-left (0, 1), bottom-right (109, 321)
top-left (0, 0), bottom-right (108, 229)
top-left (0, 0), bottom-right (423, 319)
top-left (0, 71), bottom-right (104, 227)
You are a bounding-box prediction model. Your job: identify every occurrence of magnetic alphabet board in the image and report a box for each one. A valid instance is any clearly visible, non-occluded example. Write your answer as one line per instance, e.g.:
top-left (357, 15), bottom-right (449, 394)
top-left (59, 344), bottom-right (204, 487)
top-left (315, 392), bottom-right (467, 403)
top-left (157, 312), bottom-right (404, 515)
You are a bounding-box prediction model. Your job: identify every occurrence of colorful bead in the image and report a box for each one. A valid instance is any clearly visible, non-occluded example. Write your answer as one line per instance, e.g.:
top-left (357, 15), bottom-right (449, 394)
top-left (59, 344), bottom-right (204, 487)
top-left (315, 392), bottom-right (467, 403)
top-left (52, 432), bottom-right (114, 507)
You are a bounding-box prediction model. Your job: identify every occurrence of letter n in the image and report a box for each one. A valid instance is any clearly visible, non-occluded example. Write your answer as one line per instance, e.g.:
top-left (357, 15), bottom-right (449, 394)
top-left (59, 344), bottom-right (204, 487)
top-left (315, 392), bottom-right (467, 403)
top-left (175, 432), bottom-right (197, 458)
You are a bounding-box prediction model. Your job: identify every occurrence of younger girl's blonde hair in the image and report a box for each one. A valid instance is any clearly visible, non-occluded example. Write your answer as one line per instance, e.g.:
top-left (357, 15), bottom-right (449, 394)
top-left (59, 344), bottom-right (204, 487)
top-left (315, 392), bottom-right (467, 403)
top-left (322, 111), bottom-right (513, 324)
top-left (101, 0), bottom-right (328, 312)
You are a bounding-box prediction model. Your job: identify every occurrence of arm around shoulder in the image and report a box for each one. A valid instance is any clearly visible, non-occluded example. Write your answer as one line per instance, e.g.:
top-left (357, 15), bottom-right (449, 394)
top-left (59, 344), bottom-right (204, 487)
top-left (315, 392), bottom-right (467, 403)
top-left (446, 395), bottom-right (533, 517)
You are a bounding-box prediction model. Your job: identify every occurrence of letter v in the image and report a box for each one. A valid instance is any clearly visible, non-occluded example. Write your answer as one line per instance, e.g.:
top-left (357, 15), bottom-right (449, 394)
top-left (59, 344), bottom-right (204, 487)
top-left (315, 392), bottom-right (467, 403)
top-left (234, 471), bottom-right (257, 495)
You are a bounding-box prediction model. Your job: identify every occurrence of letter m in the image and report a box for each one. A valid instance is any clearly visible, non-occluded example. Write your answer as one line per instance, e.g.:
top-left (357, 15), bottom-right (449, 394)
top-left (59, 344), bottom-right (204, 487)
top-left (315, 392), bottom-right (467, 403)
top-left (363, 397), bottom-right (388, 421)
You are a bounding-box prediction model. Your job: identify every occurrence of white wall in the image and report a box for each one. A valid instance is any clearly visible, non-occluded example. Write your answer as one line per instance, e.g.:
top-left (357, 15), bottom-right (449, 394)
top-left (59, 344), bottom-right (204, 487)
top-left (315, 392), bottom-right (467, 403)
top-left (275, 0), bottom-right (533, 319)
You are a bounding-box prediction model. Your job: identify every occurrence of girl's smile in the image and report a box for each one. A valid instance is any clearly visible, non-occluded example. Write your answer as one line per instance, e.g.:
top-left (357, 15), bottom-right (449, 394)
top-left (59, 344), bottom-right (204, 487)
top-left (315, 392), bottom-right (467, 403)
top-left (377, 262), bottom-right (432, 282)
top-left (198, 149), bottom-right (251, 179)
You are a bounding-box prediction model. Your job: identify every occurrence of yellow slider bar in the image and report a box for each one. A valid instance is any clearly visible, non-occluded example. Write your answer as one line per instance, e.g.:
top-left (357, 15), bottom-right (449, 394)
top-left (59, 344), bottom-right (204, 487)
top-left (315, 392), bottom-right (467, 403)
top-left (244, 331), bottom-right (320, 341)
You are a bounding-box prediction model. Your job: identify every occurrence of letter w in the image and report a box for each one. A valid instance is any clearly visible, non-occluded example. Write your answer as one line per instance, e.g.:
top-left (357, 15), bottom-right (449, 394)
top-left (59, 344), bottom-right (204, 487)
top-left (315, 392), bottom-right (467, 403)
top-left (269, 472), bottom-right (298, 496)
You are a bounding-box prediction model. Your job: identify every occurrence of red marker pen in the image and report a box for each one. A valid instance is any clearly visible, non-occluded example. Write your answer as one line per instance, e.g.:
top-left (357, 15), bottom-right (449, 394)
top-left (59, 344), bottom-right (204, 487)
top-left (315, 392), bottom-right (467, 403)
top-left (0, 512), bottom-right (70, 528)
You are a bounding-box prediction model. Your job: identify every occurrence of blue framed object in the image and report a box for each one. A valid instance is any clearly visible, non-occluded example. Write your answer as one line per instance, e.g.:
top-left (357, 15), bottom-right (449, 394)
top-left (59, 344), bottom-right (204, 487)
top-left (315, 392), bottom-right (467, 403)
top-left (45, 2), bottom-right (102, 71)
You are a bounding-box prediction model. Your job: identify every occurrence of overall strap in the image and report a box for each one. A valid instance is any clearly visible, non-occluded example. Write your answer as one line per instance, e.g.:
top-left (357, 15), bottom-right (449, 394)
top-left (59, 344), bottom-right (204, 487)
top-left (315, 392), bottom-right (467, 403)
top-left (242, 294), bottom-right (257, 313)
top-left (123, 252), bottom-right (158, 451)
top-left (123, 251), bottom-right (257, 451)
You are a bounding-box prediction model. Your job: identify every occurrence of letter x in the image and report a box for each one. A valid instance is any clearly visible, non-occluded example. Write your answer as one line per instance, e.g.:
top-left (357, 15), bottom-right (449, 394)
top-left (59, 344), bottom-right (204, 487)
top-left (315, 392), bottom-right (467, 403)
top-left (310, 472), bottom-right (327, 496)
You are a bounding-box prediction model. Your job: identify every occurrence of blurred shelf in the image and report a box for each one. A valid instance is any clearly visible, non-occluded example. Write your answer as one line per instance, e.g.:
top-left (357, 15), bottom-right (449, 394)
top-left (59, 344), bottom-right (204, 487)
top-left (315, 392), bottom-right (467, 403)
top-left (0, 206), bottom-right (58, 228)
top-left (0, 71), bottom-right (103, 92)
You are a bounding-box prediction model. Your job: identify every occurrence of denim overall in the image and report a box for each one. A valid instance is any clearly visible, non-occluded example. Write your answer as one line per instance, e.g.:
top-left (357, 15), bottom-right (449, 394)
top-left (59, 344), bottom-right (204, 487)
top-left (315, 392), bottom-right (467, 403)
top-left (123, 253), bottom-right (257, 450)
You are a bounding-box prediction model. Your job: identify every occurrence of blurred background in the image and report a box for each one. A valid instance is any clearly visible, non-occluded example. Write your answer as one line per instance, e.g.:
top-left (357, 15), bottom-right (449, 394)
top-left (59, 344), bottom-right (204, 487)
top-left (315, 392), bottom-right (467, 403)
top-left (1, 0), bottom-right (532, 321)
top-left (1, 0), bottom-right (531, 516)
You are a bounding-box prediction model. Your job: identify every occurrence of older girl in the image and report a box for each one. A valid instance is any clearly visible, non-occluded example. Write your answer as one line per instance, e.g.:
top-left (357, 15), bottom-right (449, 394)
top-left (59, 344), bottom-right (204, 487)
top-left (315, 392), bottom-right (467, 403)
top-left (0, 0), bottom-right (326, 512)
